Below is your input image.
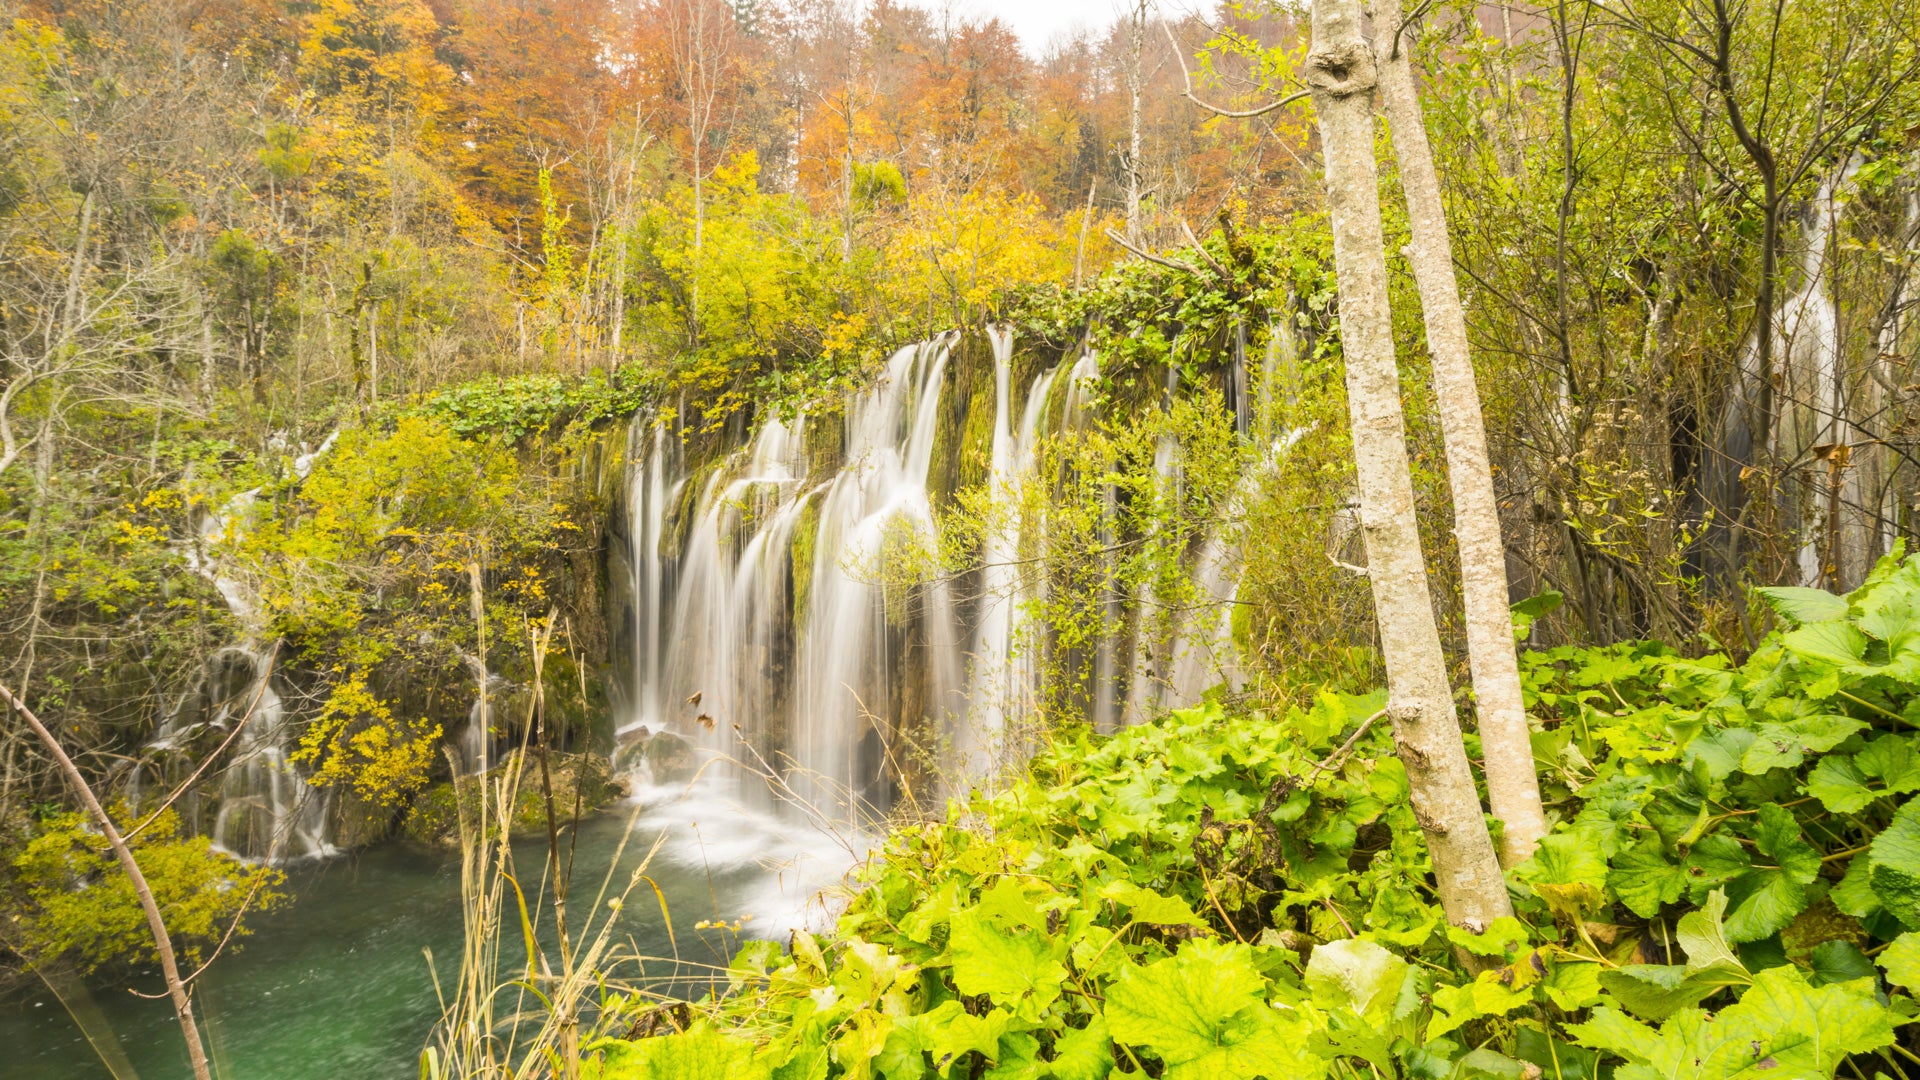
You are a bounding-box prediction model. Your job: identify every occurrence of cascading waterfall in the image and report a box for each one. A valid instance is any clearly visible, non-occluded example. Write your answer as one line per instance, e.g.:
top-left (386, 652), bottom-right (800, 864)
top-left (146, 435), bottom-right (339, 862)
top-left (614, 327), bottom-right (1265, 828)
top-left (618, 337), bottom-right (968, 822)
top-left (965, 328), bottom-right (1062, 773)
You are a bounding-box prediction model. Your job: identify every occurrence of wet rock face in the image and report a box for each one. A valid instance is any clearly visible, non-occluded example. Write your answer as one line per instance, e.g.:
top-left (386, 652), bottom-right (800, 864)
top-left (644, 731), bottom-right (695, 784)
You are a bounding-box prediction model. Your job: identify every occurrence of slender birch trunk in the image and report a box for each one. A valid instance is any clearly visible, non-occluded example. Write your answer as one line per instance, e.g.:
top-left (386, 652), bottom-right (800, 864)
top-left (0, 683), bottom-right (212, 1080)
top-left (1374, 0), bottom-right (1547, 866)
top-left (1307, 0), bottom-right (1511, 931)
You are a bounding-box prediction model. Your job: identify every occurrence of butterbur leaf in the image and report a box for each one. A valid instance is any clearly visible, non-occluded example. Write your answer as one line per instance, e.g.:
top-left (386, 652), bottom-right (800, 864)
top-left (1097, 880), bottom-right (1204, 927)
top-left (1832, 852), bottom-right (1881, 919)
top-left (1720, 805), bottom-right (1819, 942)
top-left (1869, 800), bottom-right (1920, 928)
top-left (1858, 734), bottom-right (1920, 794)
top-left (974, 877), bottom-right (1047, 930)
top-left (1878, 931), bottom-right (1920, 990)
top-left (1305, 938), bottom-right (1409, 1026)
top-left (1427, 975), bottom-right (1533, 1040)
top-left (948, 908), bottom-right (1067, 1011)
top-left (1780, 620), bottom-right (1869, 667)
top-left (923, 1003), bottom-right (1011, 1066)
top-left (1104, 940), bottom-right (1319, 1079)
top-left (1566, 1007), bottom-right (1658, 1063)
top-left (1682, 834), bottom-right (1750, 901)
top-left (1595, 965), bottom-right (1719, 1021)
top-left (1675, 890), bottom-right (1748, 982)
top-left (1807, 755), bottom-right (1878, 813)
top-left (1757, 586), bottom-right (1850, 625)
top-left (1697, 965), bottom-right (1893, 1075)
top-left (1740, 714), bottom-right (1866, 773)
top-left (1046, 1018), bottom-right (1112, 1080)
top-left (1806, 940), bottom-right (1877, 986)
top-left (1579, 968), bottom-right (1891, 1080)
top-left (1518, 830), bottom-right (1609, 922)
top-left (1541, 958), bottom-right (1605, 1011)
top-left (594, 1026), bottom-right (770, 1080)
top-left (1609, 838), bottom-right (1686, 918)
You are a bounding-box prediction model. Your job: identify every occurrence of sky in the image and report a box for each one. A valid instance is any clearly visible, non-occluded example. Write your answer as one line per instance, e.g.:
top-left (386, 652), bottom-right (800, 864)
top-left (952, 0), bottom-right (1125, 51)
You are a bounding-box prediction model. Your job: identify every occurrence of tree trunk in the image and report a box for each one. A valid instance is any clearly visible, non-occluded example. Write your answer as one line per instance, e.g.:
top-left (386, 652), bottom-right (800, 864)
top-left (1306, 0), bottom-right (1512, 931)
top-left (1124, 0), bottom-right (1146, 246)
top-left (0, 684), bottom-right (212, 1080)
top-left (1374, 0), bottom-right (1547, 866)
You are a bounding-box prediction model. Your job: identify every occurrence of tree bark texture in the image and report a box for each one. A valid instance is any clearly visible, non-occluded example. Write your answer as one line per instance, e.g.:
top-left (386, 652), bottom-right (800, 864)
top-left (1307, 0), bottom-right (1513, 931)
top-left (1374, 0), bottom-right (1547, 866)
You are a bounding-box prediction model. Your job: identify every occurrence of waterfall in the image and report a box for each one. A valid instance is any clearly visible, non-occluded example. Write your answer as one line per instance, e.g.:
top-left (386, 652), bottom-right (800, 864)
top-left (614, 329), bottom-right (1262, 829)
top-left (619, 337), bottom-right (966, 821)
top-left (149, 436), bottom-right (340, 862)
top-left (1780, 157), bottom-right (1862, 586)
top-left (964, 328), bottom-right (1061, 776)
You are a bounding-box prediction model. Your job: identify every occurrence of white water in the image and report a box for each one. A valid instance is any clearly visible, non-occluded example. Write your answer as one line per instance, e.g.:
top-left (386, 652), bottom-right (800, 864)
top-left (151, 435), bottom-right (339, 862)
top-left (965, 328), bottom-right (1062, 775)
top-left (615, 328), bottom-right (1262, 842)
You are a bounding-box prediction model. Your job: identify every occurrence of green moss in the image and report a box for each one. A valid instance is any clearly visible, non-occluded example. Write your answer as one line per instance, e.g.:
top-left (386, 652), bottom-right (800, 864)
top-left (789, 493), bottom-right (821, 622)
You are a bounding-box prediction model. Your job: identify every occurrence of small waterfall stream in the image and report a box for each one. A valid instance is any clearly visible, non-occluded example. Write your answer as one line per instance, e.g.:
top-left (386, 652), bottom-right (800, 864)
top-left (145, 435), bottom-right (340, 862)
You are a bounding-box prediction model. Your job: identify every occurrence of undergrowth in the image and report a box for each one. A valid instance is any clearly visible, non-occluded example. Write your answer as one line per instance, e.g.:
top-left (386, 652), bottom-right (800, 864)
top-left (578, 549), bottom-right (1920, 1079)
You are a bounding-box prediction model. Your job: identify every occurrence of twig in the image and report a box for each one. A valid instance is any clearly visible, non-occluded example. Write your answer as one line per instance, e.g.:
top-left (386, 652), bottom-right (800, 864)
top-left (1163, 21), bottom-right (1311, 118)
top-left (1103, 228), bottom-right (1200, 274)
top-left (1180, 219), bottom-right (1231, 278)
top-left (1303, 708), bottom-right (1389, 783)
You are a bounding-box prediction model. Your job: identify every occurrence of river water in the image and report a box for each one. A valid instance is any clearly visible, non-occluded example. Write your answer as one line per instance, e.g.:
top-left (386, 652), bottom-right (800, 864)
top-left (3, 782), bottom-right (862, 1080)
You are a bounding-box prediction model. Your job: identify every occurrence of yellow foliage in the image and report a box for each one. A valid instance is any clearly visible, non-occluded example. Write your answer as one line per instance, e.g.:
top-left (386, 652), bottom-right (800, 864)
top-left (293, 672), bottom-right (442, 807)
top-left (882, 187), bottom-right (1081, 325)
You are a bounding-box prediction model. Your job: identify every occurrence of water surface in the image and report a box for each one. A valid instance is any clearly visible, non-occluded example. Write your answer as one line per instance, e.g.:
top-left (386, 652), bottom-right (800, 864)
top-left (4, 786), bottom-right (860, 1080)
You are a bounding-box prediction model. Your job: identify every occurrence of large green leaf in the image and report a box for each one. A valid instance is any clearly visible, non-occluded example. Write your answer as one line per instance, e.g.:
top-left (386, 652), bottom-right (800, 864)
top-left (1756, 586), bottom-right (1850, 625)
top-left (593, 1026), bottom-right (770, 1080)
top-left (1674, 890), bottom-right (1748, 983)
top-left (1577, 968), bottom-right (1892, 1080)
top-left (1878, 931), bottom-right (1920, 990)
top-left (1780, 621), bottom-right (1869, 667)
top-left (1595, 965), bottom-right (1720, 1022)
top-left (1720, 805), bottom-right (1820, 943)
top-left (1740, 714), bottom-right (1865, 774)
top-left (1046, 1017), bottom-right (1113, 1080)
top-left (948, 907), bottom-right (1067, 1011)
top-left (1518, 829), bottom-right (1610, 922)
top-left (1869, 800), bottom-right (1920, 929)
top-left (1104, 939), bottom-right (1319, 1079)
top-left (1097, 880), bottom-right (1204, 927)
top-left (1304, 938), bottom-right (1408, 1026)
top-left (1610, 838), bottom-right (1687, 918)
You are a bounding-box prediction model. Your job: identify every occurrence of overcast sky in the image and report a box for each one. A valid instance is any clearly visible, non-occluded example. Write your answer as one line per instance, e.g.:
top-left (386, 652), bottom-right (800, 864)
top-left (949, 0), bottom-right (1125, 52)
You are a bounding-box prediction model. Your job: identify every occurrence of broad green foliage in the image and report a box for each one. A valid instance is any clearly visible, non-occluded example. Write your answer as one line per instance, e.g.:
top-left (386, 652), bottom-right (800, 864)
top-left (417, 369), bottom-right (655, 442)
top-left (8, 807), bottom-right (284, 974)
top-left (591, 552), bottom-right (1920, 1078)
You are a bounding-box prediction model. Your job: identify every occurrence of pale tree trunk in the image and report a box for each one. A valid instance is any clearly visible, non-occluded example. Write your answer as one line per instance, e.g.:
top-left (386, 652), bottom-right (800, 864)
top-left (0, 684), bottom-right (212, 1080)
top-left (1307, 0), bottom-right (1512, 931)
top-left (1374, 0), bottom-right (1546, 866)
top-left (1124, 0), bottom-right (1147, 245)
